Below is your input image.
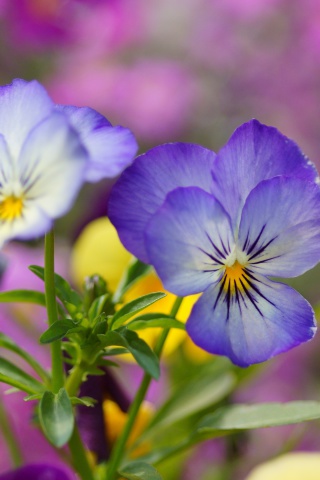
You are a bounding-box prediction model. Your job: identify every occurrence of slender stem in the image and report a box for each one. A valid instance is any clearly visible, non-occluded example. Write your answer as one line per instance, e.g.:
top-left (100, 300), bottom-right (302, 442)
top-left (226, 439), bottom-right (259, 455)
top-left (44, 230), bottom-right (64, 393)
top-left (65, 361), bottom-right (87, 397)
top-left (68, 425), bottom-right (96, 480)
top-left (0, 398), bottom-right (23, 467)
top-left (107, 297), bottom-right (183, 480)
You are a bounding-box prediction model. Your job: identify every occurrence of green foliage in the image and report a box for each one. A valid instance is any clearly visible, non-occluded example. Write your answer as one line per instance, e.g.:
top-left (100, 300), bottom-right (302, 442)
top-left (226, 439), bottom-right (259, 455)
top-left (196, 401), bottom-right (320, 437)
top-left (111, 292), bottom-right (166, 329)
top-left (127, 313), bottom-right (185, 331)
top-left (40, 319), bottom-right (84, 344)
top-left (119, 461), bottom-right (163, 480)
top-left (0, 289), bottom-right (47, 306)
top-left (113, 258), bottom-right (152, 303)
top-left (39, 388), bottom-right (74, 447)
top-left (0, 357), bottom-right (45, 395)
top-left (98, 328), bottom-right (160, 379)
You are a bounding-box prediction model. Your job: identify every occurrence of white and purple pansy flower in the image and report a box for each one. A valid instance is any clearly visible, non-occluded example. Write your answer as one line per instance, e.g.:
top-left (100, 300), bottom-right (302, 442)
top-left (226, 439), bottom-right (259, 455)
top-left (0, 79), bottom-right (137, 247)
top-left (109, 120), bottom-right (320, 367)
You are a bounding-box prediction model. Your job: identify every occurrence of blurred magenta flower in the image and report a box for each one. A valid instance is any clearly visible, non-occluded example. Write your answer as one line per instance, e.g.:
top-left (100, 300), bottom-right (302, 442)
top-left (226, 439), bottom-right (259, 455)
top-left (109, 120), bottom-right (320, 366)
top-left (0, 464), bottom-right (71, 480)
top-left (48, 60), bottom-right (199, 142)
top-left (0, 78), bottom-right (137, 246)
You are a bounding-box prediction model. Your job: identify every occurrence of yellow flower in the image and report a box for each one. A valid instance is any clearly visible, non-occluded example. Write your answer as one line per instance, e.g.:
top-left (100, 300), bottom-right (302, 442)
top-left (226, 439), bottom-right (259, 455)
top-left (246, 453), bottom-right (320, 480)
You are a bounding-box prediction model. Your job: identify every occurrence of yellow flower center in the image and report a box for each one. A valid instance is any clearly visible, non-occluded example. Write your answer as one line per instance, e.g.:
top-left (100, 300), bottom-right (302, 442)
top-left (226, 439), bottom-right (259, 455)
top-left (0, 195), bottom-right (24, 222)
top-left (223, 260), bottom-right (249, 294)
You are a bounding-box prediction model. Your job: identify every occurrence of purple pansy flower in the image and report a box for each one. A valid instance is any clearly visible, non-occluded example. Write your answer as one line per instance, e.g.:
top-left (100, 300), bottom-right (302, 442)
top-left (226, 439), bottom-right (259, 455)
top-left (109, 120), bottom-right (320, 366)
top-left (0, 464), bottom-right (71, 480)
top-left (0, 78), bottom-right (137, 247)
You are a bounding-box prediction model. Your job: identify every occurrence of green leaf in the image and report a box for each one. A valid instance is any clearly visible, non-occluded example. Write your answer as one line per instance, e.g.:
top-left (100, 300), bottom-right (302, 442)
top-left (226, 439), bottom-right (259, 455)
top-left (0, 333), bottom-right (50, 382)
top-left (111, 292), bottom-right (166, 330)
top-left (98, 329), bottom-right (160, 379)
top-left (145, 361), bottom-right (236, 435)
top-left (196, 402), bottom-right (320, 438)
top-left (119, 462), bottom-right (163, 480)
top-left (39, 388), bottom-right (74, 447)
top-left (113, 258), bottom-right (152, 303)
top-left (39, 319), bottom-right (81, 344)
top-left (127, 313), bottom-right (185, 331)
top-left (29, 266), bottom-right (83, 317)
top-left (0, 289), bottom-right (47, 306)
top-left (0, 357), bottom-right (45, 394)
top-left (88, 294), bottom-right (111, 322)
top-left (70, 396), bottom-right (96, 407)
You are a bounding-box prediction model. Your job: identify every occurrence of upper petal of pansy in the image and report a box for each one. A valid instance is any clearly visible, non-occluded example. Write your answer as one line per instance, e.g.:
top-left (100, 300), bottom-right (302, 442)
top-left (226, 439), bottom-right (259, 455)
top-left (0, 464), bottom-right (71, 480)
top-left (238, 176), bottom-right (320, 277)
top-left (211, 120), bottom-right (319, 227)
top-left (0, 79), bottom-right (54, 160)
top-left (56, 105), bottom-right (138, 182)
top-left (0, 112), bottom-right (87, 245)
top-left (108, 143), bottom-right (217, 263)
top-left (145, 187), bottom-right (234, 296)
top-left (186, 275), bottom-right (316, 367)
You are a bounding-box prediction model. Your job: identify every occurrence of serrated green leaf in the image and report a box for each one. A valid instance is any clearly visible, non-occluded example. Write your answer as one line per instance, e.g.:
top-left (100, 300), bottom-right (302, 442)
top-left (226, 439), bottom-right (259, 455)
top-left (0, 289), bottom-right (47, 306)
top-left (111, 292), bottom-right (166, 330)
top-left (29, 266), bottom-right (83, 317)
top-left (40, 319), bottom-right (80, 344)
top-left (119, 462), bottom-right (162, 480)
top-left (0, 357), bottom-right (45, 394)
top-left (39, 388), bottom-right (74, 447)
top-left (113, 258), bottom-right (152, 303)
top-left (99, 329), bottom-right (160, 379)
top-left (196, 402), bottom-right (320, 438)
top-left (145, 362), bottom-right (236, 435)
top-left (0, 333), bottom-right (50, 382)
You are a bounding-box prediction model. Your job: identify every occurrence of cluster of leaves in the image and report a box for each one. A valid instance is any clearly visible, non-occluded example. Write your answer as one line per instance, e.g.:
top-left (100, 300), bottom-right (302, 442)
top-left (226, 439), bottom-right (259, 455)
top-left (1, 259), bottom-right (320, 479)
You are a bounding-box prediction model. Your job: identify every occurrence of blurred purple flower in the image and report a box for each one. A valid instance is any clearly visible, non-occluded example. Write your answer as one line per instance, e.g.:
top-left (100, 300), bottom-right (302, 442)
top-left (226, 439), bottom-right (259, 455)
top-left (0, 464), bottom-right (71, 480)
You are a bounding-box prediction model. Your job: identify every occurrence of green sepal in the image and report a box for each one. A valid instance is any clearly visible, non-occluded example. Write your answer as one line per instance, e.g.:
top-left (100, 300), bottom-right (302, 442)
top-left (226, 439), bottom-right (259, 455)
top-left (98, 328), bottom-right (160, 379)
top-left (0, 357), bottom-right (45, 395)
top-left (113, 258), bottom-right (152, 303)
top-left (196, 401), bottom-right (320, 438)
top-left (111, 292), bottom-right (166, 330)
top-left (0, 333), bottom-right (50, 382)
top-left (127, 313), bottom-right (185, 331)
top-left (118, 461), bottom-right (163, 480)
top-left (88, 294), bottom-right (112, 323)
top-left (39, 388), bottom-right (74, 447)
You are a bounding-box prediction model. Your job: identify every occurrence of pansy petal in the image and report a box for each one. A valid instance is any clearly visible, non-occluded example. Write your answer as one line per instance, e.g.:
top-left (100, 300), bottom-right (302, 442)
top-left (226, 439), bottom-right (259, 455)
top-left (0, 79), bottom-right (54, 160)
top-left (186, 275), bottom-right (316, 367)
top-left (0, 464), bottom-right (71, 480)
top-left (238, 176), bottom-right (320, 277)
top-left (0, 134), bottom-right (14, 189)
top-left (18, 111), bottom-right (87, 218)
top-left (56, 105), bottom-right (138, 182)
top-left (211, 120), bottom-right (319, 226)
top-left (109, 143), bottom-right (217, 262)
top-left (145, 187), bottom-right (233, 296)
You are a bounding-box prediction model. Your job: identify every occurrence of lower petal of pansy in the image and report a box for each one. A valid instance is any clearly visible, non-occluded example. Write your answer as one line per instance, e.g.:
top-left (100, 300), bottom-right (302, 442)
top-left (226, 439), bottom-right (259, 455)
top-left (238, 176), bottom-right (320, 277)
top-left (186, 274), bottom-right (316, 367)
top-left (57, 105), bottom-right (138, 182)
top-left (145, 187), bottom-right (233, 296)
top-left (108, 143), bottom-right (217, 263)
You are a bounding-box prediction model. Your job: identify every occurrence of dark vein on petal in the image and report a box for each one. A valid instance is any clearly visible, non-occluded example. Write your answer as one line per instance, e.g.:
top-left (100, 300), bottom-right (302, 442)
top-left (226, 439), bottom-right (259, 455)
top-left (246, 224), bottom-right (266, 255)
top-left (248, 236), bottom-right (278, 261)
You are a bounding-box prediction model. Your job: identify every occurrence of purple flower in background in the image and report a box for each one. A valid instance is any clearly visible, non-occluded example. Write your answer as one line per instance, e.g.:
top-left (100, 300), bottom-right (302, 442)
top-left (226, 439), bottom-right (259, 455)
top-left (0, 464), bottom-right (71, 480)
top-left (109, 120), bottom-right (320, 366)
top-left (0, 79), bottom-right (137, 246)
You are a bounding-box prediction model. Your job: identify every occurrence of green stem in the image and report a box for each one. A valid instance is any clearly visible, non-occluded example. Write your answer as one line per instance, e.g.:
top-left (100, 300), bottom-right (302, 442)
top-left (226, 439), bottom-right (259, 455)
top-left (107, 296), bottom-right (183, 480)
top-left (44, 230), bottom-right (64, 393)
top-left (0, 398), bottom-right (23, 467)
top-left (65, 361), bottom-right (87, 397)
top-left (68, 425), bottom-right (96, 480)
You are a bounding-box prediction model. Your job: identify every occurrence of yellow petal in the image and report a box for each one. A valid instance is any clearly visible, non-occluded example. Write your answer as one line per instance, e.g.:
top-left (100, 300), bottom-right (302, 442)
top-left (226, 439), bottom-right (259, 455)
top-left (246, 453), bottom-right (320, 480)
